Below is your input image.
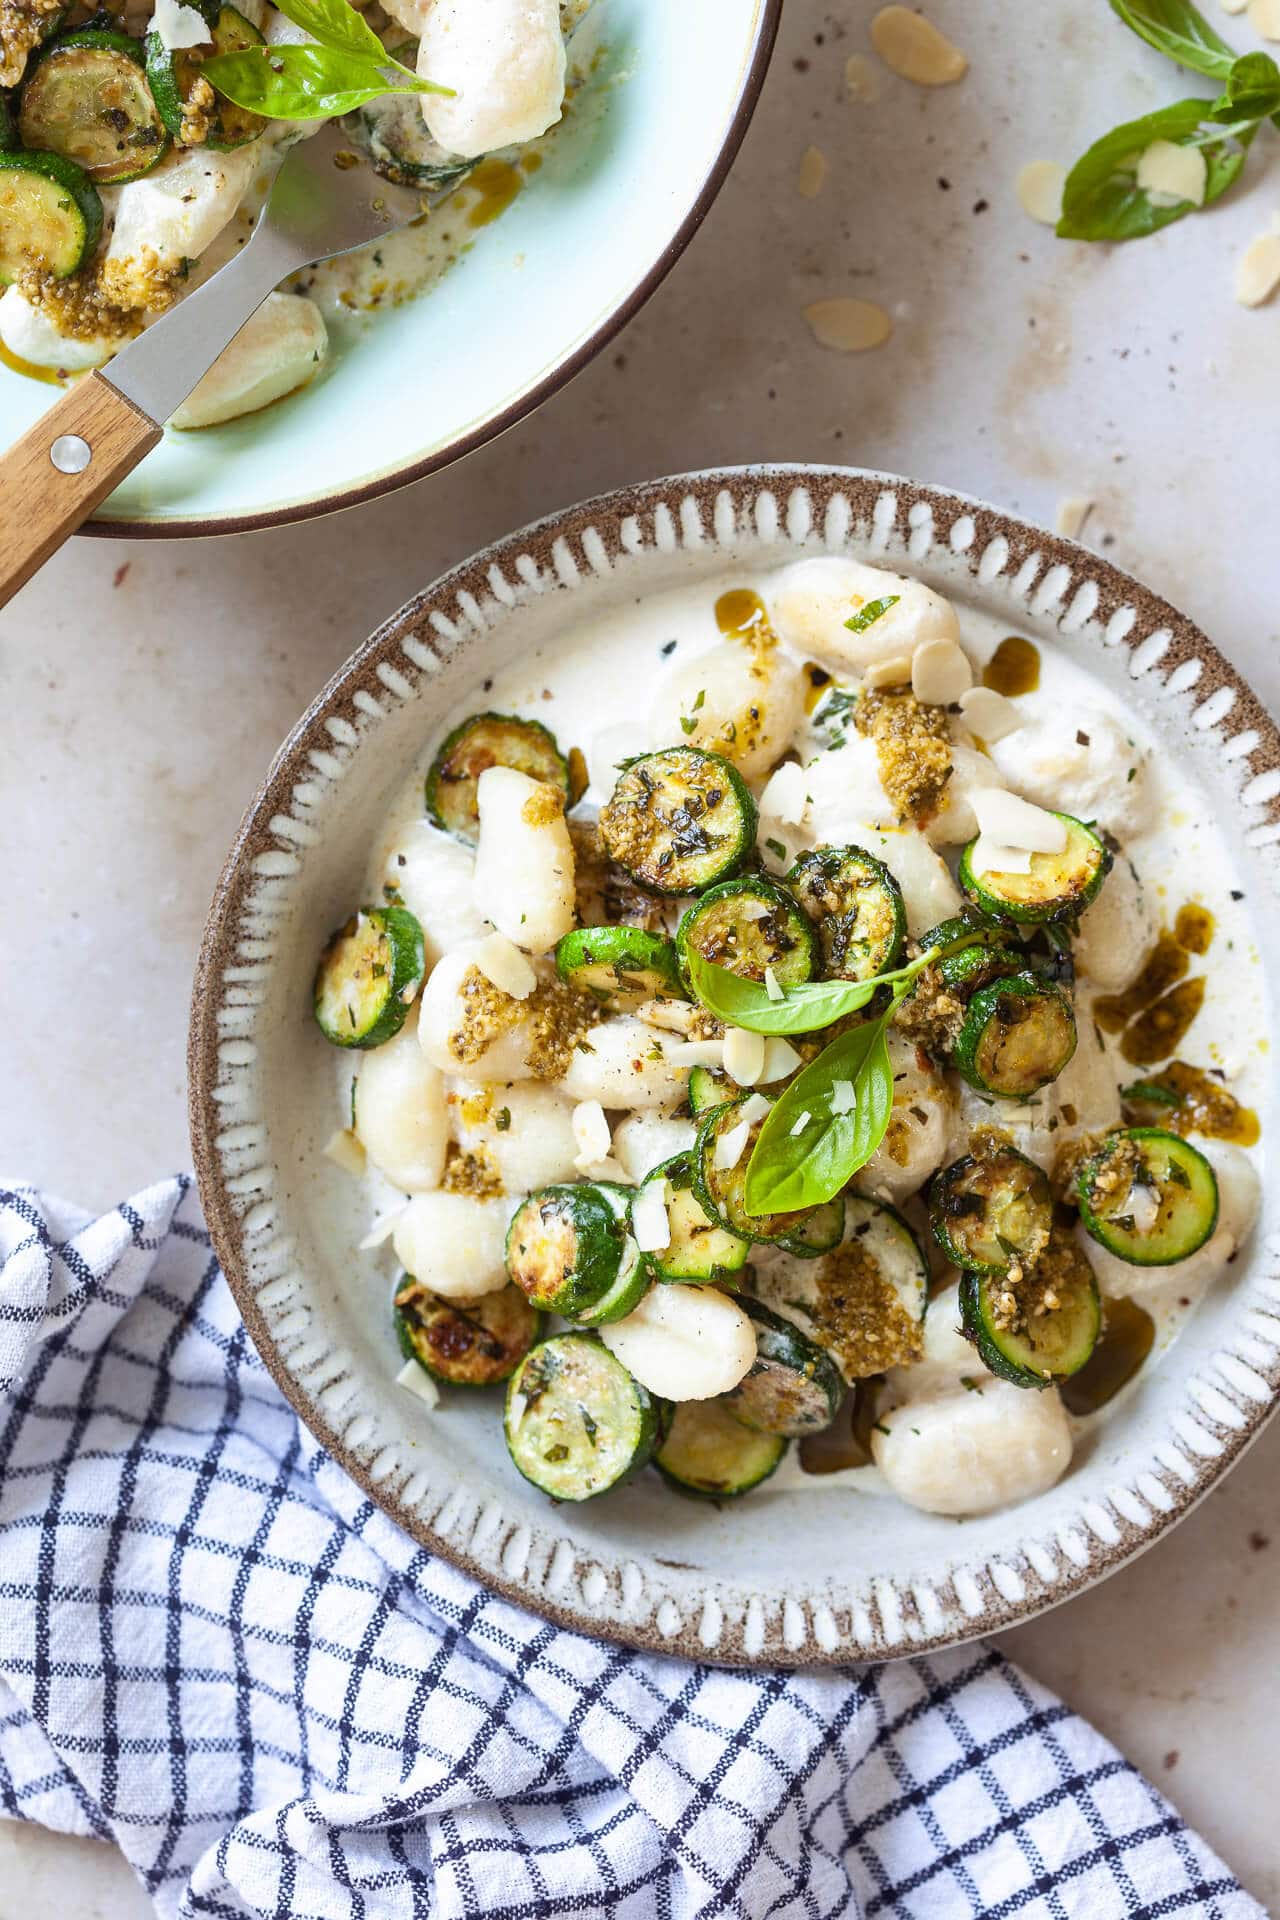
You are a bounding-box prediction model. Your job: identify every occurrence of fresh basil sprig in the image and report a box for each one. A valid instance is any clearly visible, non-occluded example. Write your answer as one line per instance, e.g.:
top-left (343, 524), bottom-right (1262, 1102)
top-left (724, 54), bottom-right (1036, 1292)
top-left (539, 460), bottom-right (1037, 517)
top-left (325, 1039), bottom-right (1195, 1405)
top-left (687, 931), bottom-right (981, 1036)
top-left (202, 0), bottom-right (452, 123)
top-left (1107, 0), bottom-right (1234, 81)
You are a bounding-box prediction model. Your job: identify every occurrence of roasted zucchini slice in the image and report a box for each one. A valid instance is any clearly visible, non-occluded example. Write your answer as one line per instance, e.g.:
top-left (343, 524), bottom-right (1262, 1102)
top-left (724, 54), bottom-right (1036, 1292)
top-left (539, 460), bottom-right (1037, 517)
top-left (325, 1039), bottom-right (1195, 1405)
top-left (928, 1144), bottom-right (1053, 1277)
top-left (724, 1297), bottom-right (844, 1436)
top-left (352, 45), bottom-right (474, 186)
top-left (638, 1152), bottom-right (750, 1284)
top-left (598, 746), bottom-right (757, 894)
top-left (655, 1397), bottom-right (786, 1499)
top-left (504, 1184), bottom-right (644, 1322)
top-left (959, 1233), bottom-right (1101, 1388)
top-left (505, 1333), bottom-right (658, 1500)
top-left (425, 711), bottom-right (569, 844)
top-left (146, 4), bottom-right (267, 152)
top-left (0, 147), bottom-right (101, 280)
top-left (312, 904), bottom-right (426, 1049)
top-left (676, 875), bottom-right (816, 992)
top-left (692, 1094), bottom-right (816, 1246)
top-left (555, 925), bottom-right (683, 1012)
top-left (777, 1195), bottom-right (845, 1258)
top-left (787, 845), bottom-right (907, 983)
top-left (394, 1275), bottom-right (542, 1387)
top-left (688, 1063), bottom-right (731, 1116)
top-left (959, 813), bottom-right (1112, 925)
top-left (20, 30), bottom-right (168, 184)
top-left (1076, 1128), bottom-right (1219, 1266)
top-left (951, 969), bottom-right (1077, 1099)
top-left (750, 1196), bottom-right (928, 1381)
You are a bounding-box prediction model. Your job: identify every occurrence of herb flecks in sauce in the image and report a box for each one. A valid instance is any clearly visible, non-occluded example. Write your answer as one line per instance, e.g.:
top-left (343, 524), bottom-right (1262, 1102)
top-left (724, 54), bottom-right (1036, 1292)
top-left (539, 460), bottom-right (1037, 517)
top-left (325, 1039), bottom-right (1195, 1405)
top-left (1121, 1061), bottom-right (1259, 1145)
top-left (1120, 977), bottom-right (1207, 1066)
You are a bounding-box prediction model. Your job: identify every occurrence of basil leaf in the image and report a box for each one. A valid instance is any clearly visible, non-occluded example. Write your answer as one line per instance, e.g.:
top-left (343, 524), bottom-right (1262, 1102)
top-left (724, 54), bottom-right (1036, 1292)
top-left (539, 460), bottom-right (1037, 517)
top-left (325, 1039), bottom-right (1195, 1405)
top-left (743, 1019), bottom-right (895, 1213)
top-left (1056, 97), bottom-right (1252, 241)
top-left (1209, 51), bottom-right (1280, 123)
top-left (844, 595), bottom-right (900, 634)
top-left (269, 0), bottom-right (392, 64)
top-left (686, 948), bottom-right (884, 1035)
top-left (1107, 0), bottom-right (1235, 80)
top-left (203, 43), bottom-right (438, 118)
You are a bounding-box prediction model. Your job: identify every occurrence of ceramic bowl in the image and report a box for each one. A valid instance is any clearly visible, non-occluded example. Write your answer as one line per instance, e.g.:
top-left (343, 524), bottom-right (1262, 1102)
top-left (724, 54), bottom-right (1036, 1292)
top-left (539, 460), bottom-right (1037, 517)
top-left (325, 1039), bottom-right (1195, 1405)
top-left (189, 466), bottom-right (1280, 1664)
top-left (0, 2), bottom-right (778, 536)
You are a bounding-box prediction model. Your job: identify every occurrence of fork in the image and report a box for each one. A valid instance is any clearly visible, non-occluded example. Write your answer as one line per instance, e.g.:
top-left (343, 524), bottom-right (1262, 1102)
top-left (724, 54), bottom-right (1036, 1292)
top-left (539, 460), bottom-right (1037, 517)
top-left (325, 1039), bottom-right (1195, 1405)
top-left (0, 122), bottom-right (435, 607)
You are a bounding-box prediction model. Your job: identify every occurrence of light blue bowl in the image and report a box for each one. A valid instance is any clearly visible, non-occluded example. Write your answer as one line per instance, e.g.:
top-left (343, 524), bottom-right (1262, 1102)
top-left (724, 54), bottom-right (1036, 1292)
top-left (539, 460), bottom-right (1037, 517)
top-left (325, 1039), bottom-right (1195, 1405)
top-left (2, 0), bottom-right (777, 534)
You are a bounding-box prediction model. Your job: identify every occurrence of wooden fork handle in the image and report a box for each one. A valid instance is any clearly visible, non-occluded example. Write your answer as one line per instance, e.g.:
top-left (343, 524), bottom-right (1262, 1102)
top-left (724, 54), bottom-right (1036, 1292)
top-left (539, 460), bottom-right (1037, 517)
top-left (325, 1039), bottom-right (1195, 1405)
top-left (0, 373), bottom-right (162, 609)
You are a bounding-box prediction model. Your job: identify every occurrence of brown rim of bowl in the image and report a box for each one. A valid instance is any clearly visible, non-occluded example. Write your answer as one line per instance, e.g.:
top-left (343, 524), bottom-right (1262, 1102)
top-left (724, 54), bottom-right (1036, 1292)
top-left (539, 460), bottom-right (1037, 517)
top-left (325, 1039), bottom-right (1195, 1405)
top-left (79, 1), bottom-right (782, 543)
top-left (188, 464), bottom-right (1280, 1663)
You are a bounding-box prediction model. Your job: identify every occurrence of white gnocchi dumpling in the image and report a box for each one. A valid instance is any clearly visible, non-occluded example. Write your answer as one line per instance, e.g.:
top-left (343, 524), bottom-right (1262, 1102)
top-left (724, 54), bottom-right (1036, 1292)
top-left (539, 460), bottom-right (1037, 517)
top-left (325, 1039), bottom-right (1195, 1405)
top-left (872, 1378), bottom-right (1073, 1516)
top-left (599, 1284), bottom-right (756, 1400)
top-left (989, 706), bottom-right (1154, 840)
top-left (448, 1078), bottom-right (580, 1191)
top-left (353, 1017), bottom-right (449, 1192)
top-left (558, 1018), bottom-right (692, 1109)
top-left (417, 945), bottom-right (536, 1080)
top-left (859, 1031), bottom-right (954, 1204)
top-left (386, 822), bottom-right (490, 968)
top-left (649, 641), bottom-right (807, 781)
top-left (950, 1031), bottom-right (1121, 1176)
top-left (172, 292), bottom-right (327, 430)
top-left (1073, 856), bottom-right (1156, 992)
top-left (392, 1191), bottom-right (511, 1301)
top-left (417, 0), bottom-right (566, 157)
top-left (0, 285), bottom-right (121, 370)
top-left (767, 556), bottom-right (961, 672)
top-left (473, 766), bottom-right (576, 954)
top-left (105, 145), bottom-right (260, 292)
top-left (611, 1111), bottom-right (698, 1185)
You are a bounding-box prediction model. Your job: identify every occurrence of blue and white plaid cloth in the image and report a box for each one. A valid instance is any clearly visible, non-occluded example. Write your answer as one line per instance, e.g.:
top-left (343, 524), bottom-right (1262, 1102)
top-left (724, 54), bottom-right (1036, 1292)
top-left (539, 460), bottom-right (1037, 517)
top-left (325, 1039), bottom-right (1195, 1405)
top-left (0, 1176), bottom-right (1263, 1919)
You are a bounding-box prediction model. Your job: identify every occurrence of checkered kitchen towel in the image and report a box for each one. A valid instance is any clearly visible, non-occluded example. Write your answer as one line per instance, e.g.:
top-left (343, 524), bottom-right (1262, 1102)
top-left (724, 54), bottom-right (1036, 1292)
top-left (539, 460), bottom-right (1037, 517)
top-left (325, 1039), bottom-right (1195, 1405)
top-left (0, 1178), bottom-right (1263, 1919)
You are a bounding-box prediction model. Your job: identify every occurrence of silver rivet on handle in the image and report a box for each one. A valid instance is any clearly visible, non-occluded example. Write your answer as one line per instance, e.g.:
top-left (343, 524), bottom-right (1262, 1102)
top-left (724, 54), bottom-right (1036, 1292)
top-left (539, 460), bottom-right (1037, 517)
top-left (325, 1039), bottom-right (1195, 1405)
top-left (50, 435), bottom-right (92, 475)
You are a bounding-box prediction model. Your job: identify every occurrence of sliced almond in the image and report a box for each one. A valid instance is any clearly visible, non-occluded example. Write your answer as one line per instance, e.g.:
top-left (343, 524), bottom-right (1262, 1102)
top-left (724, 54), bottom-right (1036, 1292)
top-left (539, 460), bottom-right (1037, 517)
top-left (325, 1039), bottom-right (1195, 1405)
top-left (759, 1037), bottom-right (802, 1084)
top-left (1016, 159), bottom-right (1066, 227)
top-left (1220, 0), bottom-right (1248, 12)
top-left (845, 51), bottom-right (880, 101)
top-left (759, 759), bottom-right (809, 825)
top-left (911, 637), bottom-right (973, 707)
top-left (1249, 0), bottom-right (1280, 35)
top-left (864, 654), bottom-right (912, 689)
top-left (631, 1180), bottom-right (671, 1253)
top-left (1235, 230), bottom-right (1280, 307)
top-left (797, 144), bottom-right (827, 198)
top-left (870, 6), bottom-right (967, 85)
top-left (572, 1099), bottom-right (612, 1167)
top-left (738, 1093), bottom-right (773, 1127)
top-left (1136, 139), bottom-right (1206, 209)
top-left (723, 1026), bottom-right (766, 1088)
top-left (970, 838), bottom-right (1034, 877)
top-left (396, 1359), bottom-right (440, 1408)
top-left (803, 297), bottom-right (893, 353)
top-left (957, 685), bottom-right (1023, 743)
top-left (360, 1208), bottom-right (407, 1251)
top-left (972, 788), bottom-right (1067, 854)
top-left (473, 930), bottom-right (537, 999)
top-left (1055, 496), bottom-right (1094, 539)
top-left (323, 1125), bottom-right (366, 1176)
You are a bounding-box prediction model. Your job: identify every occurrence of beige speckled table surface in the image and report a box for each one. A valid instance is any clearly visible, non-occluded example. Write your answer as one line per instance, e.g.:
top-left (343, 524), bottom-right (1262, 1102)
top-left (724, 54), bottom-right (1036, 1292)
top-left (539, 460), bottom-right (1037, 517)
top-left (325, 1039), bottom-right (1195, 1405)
top-left (1, 1), bottom-right (1278, 1911)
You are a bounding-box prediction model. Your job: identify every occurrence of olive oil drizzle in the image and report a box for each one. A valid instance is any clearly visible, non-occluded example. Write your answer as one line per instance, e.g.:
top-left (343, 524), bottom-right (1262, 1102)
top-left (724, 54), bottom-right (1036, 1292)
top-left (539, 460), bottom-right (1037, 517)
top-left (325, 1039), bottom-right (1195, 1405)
top-left (715, 588), bottom-right (770, 638)
top-left (982, 635), bottom-right (1040, 696)
top-left (1060, 1296), bottom-right (1155, 1416)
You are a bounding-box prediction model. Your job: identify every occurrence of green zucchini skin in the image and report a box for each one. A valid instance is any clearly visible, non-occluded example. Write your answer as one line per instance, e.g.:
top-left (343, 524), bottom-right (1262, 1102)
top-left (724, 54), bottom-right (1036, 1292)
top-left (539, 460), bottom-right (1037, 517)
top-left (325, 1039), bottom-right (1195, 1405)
top-left (687, 1063), bottom-right (730, 1116)
top-left (1077, 1128), bottom-right (1219, 1266)
top-left (394, 1275), bottom-right (543, 1387)
top-left (951, 969), bottom-right (1077, 1099)
top-left (504, 1184), bottom-right (643, 1321)
top-left (654, 1397), bottom-right (786, 1499)
top-left (639, 1152), bottom-right (749, 1285)
top-left (20, 31), bottom-right (169, 185)
top-left (787, 845), bottom-right (906, 983)
top-left (959, 1245), bottom-right (1101, 1389)
top-left (425, 711), bottom-right (569, 844)
top-left (312, 904), bottom-right (426, 1049)
top-left (146, 5), bottom-right (267, 151)
top-left (928, 1146), bottom-right (1053, 1277)
top-left (917, 911), bottom-right (1012, 990)
top-left (505, 1333), bottom-right (658, 1500)
top-left (675, 875), bottom-right (816, 994)
top-left (555, 924), bottom-right (683, 1012)
top-left (724, 1297), bottom-right (843, 1436)
top-left (692, 1094), bottom-right (816, 1247)
top-left (352, 47), bottom-right (474, 187)
top-left (0, 93), bottom-right (16, 150)
top-left (936, 939), bottom-right (1024, 997)
top-left (959, 813), bottom-right (1112, 925)
top-left (0, 147), bottom-right (102, 281)
top-left (599, 746), bottom-right (757, 895)
top-left (777, 1195), bottom-right (845, 1258)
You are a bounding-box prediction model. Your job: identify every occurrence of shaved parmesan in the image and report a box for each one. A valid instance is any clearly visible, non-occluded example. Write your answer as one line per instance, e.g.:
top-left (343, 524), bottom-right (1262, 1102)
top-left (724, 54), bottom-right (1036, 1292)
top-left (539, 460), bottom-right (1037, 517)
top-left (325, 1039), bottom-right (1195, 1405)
top-left (970, 838), bottom-right (1034, 877)
top-left (763, 966), bottom-right (784, 1002)
top-left (1136, 139), bottom-right (1206, 208)
top-left (634, 996), bottom-right (697, 1034)
top-left (578, 1155), bottom-right (631, 1184)
top-left (1016, 159), bottom-right (1066, 227)
top-left (323, 1126), bottom-right (366, 1176)
top-left (396, 1359), bottom-right (440, 1408)
top-left (713, 1121), bottom-right (751, 1173)
top-left (631, 1180), bottom-right (671, 1253)
top-left (829, 1079), bottom-right (857, 1115)
top-left (1055, 496), bottom-right (1094, 540)
top-left (360, 1208), bottom-right (408, 1250)
top-left (1249, 0), bottom-right (1280, 36)
top-left (971, 789), bottom-right (1067, 854)
top-left (152, 0), bottom-right (212, 49)
top-left (759, 1037), bottom-right (802, 1084)
top-left (803, 297), bottom-right (892, 353)
top-left (789, 1110), bottom-right (812, 1137)
top-left (572, 1100), bottom-right (611, 1168)
top-left (957, 685), bottom-right (1023, 743)
top-left (473, 931), bottom-right (537, 999)
top-left (724, 1026), bottom-right (766, 1087)
top-left (797, 145), bottom-right (827, 198)
top-left (760, 760), bottom-right (808, 825)
top-left (1127, 1181), bottom-right (1161, 1235)
top-left (911, 637), bottom-right (973, 707)
top-left (738, 1093), bottom-right (773, 1128)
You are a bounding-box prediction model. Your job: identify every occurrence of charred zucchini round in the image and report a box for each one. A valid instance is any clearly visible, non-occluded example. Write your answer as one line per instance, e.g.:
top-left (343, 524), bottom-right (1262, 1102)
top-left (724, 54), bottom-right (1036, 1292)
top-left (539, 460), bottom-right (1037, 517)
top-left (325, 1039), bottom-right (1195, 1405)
top-left (749, 1196), bottom-right (927, 1382)
top-left (146, 5), bottom-right (267, 152)
top-left (959, 813), bottom-right (1112, 925)
top-left (777, 1195), bottom-right (845, 1258)
top-left (787, 845), bottom-right (906, 983)
top-left (951, 970), bottom-right (1077, 1099)
top-left (394, 1275), bottom-right (542, 1387)
top-left (20, 30), bottom-right (168, 185)
top-left (637, 1152), bottom-right (750, 1285)
top-left (693, 1094), bottom-right (816, 1246)
top-left (724, 1297), bottom-right (844, 1436)
top-left (959, 1236), bottom-right (1101, 1388)
top-left (504, 1184), bottom-right (644, 1321)
top-left (655, 1397), bottom-right (786, 1499)
top-left (688, 1063), bottom-right (731, 1116)
top-left (505, 1334), bottom-right (658, 1500)
top-left (555, 925), bottom-right (682, 1012)
top-left (929, 1145), bottom-right (1053, 1277)
top-left (425, 711), bottom-right (569, 844)
top-left (313, 904), bottom-right (426, 1049)
top-left (1077, 1128), bottom-right (1218, 1266)
top-left (599, 746), bottom-right (757, 895)
top-left (0, 147), bottom-right (101, 280)
top-left (676, 874), bottom-right (816, 993)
